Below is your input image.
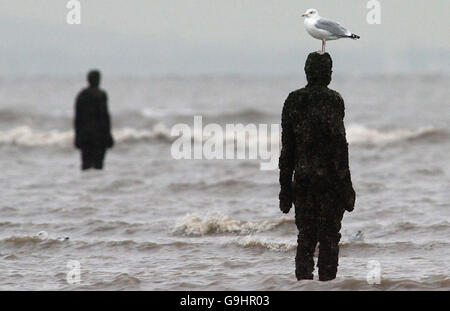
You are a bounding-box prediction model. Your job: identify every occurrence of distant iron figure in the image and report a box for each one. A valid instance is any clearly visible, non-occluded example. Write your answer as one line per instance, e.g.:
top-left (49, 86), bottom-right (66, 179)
top-left (74, 70), bottom-right (114, 170)
top-left (279, 52), bottom-right (355, 281)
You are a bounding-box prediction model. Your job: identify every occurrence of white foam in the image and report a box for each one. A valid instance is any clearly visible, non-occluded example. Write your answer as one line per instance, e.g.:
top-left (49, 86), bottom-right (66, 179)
top-left (0, 126), bottom-right (73, 146)
top-left (346, 124), bottom-right (438, 145)
top-left (233, 234), bottom-right (361, 252)
top-left (0, 123), bottom-right (441, 147)
top-left (172, 213), bottom-right (293, 236)
top-left (233, 236), bottom-right (297, 252)
top-left (0, 124), bottom-right (172, 146)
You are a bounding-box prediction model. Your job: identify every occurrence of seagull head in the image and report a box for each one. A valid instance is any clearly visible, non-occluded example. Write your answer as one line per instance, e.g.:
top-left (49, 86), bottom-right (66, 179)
top-left (301, 8), bottom-right (318, 18)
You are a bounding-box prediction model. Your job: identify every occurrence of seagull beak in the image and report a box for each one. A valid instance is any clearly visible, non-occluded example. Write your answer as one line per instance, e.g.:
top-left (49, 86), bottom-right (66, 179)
top-left (301, 13), bottom-right (307, 17)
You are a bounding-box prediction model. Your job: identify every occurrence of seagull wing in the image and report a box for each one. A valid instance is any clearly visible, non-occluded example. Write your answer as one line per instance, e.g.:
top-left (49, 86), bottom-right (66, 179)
top-left (315, 18), bottom-right (350, 37)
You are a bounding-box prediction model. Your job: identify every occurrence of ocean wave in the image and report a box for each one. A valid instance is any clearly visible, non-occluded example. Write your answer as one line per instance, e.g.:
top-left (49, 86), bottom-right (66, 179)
top-left (172, 213), bottom-right (294, 236)
top-left (0, 235), bottom-right (192, 251)
top-left (391, 221), bottom-right (450, 231)
top-left (0, 108), bottom-right (32, 123)
top-left (0, 124), bottom-right (173, 146)
top-left (231, 237), bottom-right (358, 253)
top-left (0, 234), bottom-right (67, 247)
top-left (200, 108), bottom-right (271, 121)
top-left (129, 107), bottom-right (272, 125)
top-left (83, 273), bottom-right (142, 290)
top-left (109, 273), bottom-right (142, 286)
top-left (376, 277), bottom-right (450, 290)
top-left (80, 240), bottom-right (161, 251)
top-left (2, 235), bottom-right (43, 244)
top-left (346, 124), bottom-right (446, 145)
top-left (168, 179), bottom-right (263, 193)
top-left (278, 277), bottom-right (450, 291)
top-left (233, 236), bottom-right (297, 252)
top-left (0, 107), bottom-right (271, 124)
top-left (0, 123), bottom-right (446, 147)
top-left (231, 236), bottom-right (450, 253)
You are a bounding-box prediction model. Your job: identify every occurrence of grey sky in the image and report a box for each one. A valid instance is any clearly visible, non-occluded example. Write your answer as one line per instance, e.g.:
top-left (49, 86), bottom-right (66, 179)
top-left (0, 0), bottom-right (449, 76)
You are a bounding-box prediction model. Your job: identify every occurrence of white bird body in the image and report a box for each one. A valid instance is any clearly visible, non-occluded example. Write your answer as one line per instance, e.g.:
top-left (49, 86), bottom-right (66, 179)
top-left (301, 8), bottom-right (359, 54)
top-left (304, 17), bottom-right (346, 41)
top-left (37, 231), bottom-right (49, 240)
top-left (305, 17), bottom-right (333, 41)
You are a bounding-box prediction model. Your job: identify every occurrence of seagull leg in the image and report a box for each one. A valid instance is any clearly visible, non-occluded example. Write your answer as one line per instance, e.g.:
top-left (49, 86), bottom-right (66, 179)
top-left (318, 40), bottom-right (325, 55)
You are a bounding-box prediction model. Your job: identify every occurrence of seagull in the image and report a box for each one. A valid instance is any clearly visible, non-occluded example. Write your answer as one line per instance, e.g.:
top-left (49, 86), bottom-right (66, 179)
top-left (301, 8), bottom-right (360, 54)
top-left (35, 231), bottom-right (69, 242)
top-left (36, 231), bottom-right (49, 240)
top-left (349, 230), bottom-right (365, 242)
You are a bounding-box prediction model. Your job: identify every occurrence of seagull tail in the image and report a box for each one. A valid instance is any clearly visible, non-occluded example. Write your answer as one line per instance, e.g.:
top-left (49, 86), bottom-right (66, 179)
top-left (349, 33), bottom-right (360, 40)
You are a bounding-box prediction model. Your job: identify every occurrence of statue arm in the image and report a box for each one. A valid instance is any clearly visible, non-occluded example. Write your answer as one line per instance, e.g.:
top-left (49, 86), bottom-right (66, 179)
top-left (279, 94), bottom-right (296, 213)
top-left (74, 92), bottom-right (83, 149)
top-left (332, 94), bottom-right (355, 212)
top-left (100, 92), bottom-right (114, 148)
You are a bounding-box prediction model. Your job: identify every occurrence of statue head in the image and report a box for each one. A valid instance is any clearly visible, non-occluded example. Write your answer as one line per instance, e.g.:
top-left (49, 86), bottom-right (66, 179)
top-left (304, 52), bottom-right (332, 87)
top-left (87, 70), bottom-right (101, 88)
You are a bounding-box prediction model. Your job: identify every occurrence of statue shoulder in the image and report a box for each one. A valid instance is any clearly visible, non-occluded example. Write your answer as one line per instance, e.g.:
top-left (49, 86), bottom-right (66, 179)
top-left (325, 88), bottom-right (346, 118)
top-left (327, 88), bottom-right (344, 102)
top-left (76, 88), bottom-right (89, 104)
top-left (289, 88), bottom-right (309, 96)
top-left (99, 89), bottom-right (108, 101)
top-left (285, 88), bottom-right (309, 104)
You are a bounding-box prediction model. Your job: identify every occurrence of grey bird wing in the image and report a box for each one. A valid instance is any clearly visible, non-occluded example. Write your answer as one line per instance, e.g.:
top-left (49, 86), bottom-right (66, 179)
top-left (315, 18), bottom-right (350, 37)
